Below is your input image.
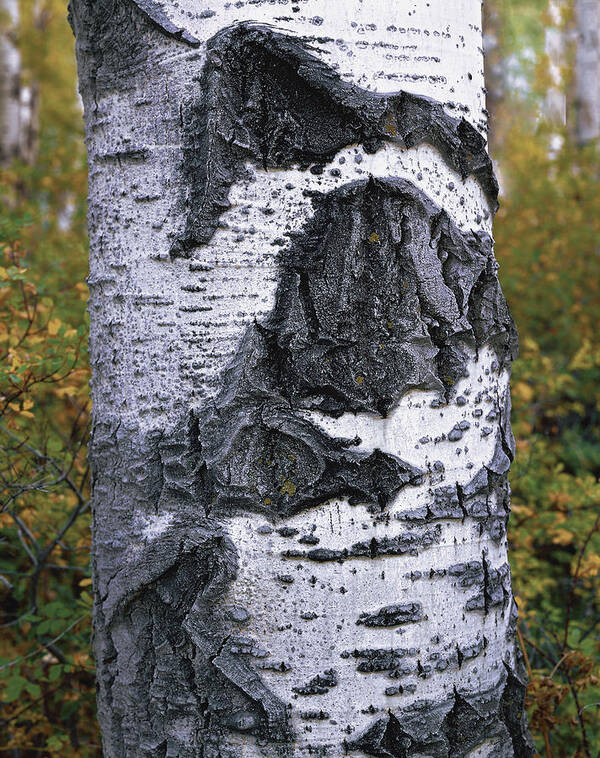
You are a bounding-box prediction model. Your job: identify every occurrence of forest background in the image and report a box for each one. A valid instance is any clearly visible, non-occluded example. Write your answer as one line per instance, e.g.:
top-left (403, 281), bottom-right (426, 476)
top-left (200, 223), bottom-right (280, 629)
top-left (0, 1), bottom-right (598, 755)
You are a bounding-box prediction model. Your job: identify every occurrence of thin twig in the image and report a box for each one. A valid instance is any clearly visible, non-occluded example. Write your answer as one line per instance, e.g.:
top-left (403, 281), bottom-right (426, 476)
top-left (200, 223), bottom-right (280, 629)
top-left (0, 614), bottom-right (88, 672)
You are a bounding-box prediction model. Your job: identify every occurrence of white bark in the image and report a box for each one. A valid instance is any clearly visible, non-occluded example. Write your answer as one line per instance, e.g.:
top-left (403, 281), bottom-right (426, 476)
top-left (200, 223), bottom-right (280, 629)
top-left (71, 1), bottom-right (532, 755)
top-left (482, 2), bottom-right (503, 146)
top-left (0, 0), bottom-right (21, 163)
top-left (545, 0), bottom-right (567, 130)
top-left (575, 0), bottom-right (600, 144)
top-left (0, 0), bottom-right (36, 165)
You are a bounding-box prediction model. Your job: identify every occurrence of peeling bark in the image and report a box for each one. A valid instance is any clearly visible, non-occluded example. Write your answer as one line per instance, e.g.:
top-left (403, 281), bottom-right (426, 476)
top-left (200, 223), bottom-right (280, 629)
top-left (71, 1), bottom-right (533, 756)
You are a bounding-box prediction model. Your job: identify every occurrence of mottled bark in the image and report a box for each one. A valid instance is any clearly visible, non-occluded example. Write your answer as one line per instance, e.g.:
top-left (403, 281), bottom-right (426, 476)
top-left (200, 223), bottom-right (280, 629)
top-left (70, 1), bottom-right (533, 756)
top-left (575, 0), bottom-right (600, 144)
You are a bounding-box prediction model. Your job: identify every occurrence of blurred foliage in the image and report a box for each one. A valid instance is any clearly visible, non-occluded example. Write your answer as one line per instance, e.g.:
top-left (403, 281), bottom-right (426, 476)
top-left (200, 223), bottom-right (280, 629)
top-left (0, 0), bottom-right (598, 756)
top-left (0, 0), bottom-right (96, 754)
top-left (494, 3), bottom-right (600, 756)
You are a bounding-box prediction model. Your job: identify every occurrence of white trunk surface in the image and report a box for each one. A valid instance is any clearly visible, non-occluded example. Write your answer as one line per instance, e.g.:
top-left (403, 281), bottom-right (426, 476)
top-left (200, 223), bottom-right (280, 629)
top-left (545, 0), bottom-right (567, 130)
top-left (0, 0), bottom-right (36, 165)
top-left (575, 0), bottom-right (600, 143)
top-left (0, 0), bottom-right (21, 163)
top-left (71, 1), bottom-right (532, 756)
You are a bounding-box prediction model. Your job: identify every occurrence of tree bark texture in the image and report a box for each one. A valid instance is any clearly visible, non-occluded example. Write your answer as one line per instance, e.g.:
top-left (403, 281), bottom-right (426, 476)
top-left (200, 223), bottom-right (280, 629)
top-left (70, 1), bottom-right (534, 756)
top-left (575, 0), bottom-right (600, 144)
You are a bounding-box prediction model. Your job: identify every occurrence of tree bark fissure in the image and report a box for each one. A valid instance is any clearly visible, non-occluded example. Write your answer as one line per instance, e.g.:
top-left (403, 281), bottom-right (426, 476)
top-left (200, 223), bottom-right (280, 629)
top-left (70, 1), bottom-right (533, 755)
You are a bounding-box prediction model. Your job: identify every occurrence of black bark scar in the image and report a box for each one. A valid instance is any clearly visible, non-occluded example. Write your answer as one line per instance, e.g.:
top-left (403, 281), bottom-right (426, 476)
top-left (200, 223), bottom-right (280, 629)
top-left (196, 177), bottom-right (516, 521)
top-left (175, 22), bottom-right (499, 255)
top-left (130, 0), bottom-right (200, 45)
top-left (345, 668), bottom-right (533, 757)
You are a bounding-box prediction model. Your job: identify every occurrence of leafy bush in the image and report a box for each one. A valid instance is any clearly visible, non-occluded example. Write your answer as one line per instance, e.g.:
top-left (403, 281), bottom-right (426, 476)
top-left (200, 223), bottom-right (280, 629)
top-left (0, 2), bottom-right (97, 753)
top-left (498, 128), bottom-right (600, 756)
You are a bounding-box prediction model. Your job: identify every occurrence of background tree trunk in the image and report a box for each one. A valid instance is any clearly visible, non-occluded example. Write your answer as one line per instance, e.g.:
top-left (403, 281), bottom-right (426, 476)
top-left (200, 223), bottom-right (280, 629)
top-left (0, 0), bottom-right (37, 166)
top-left (0, 0), bottom-right (22, 164)
top-left (575, 0), bottom-right (600, 144)
top-left (482, 1), bottom-right (504, 152)
top-left (545, 0), bottom-right (567, 132)
top-left (70, 1), bottom-right (533, 755)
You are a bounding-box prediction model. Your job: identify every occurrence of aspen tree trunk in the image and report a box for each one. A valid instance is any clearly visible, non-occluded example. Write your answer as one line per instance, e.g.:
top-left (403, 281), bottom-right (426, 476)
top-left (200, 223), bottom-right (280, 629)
top-left (0, 0), bottom-right (22, 163)
top-left (70, 1), bottom-right (533, 756)
top-left (545, 0), bottom-right (567, 131)
top-left (482, 2), bottom-right (504, 150)
top-left (0, 0), bottom-right (37, 165)
top-left (575, 0), bottom-right (600, 144)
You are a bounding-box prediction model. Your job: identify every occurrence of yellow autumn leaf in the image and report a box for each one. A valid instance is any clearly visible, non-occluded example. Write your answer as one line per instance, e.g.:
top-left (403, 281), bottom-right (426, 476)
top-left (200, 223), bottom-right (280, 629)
top-left (47, 318), bottom-right (62, 335)
top-left (569, 339), bottom-right (600, 371)
top-left (53, 387), bottom-right (76, 399)
top-left (579, 554), bottom-right (600, 579)
top-left (514, 381), bottom-right (535, 403)
top-left (521, 336), bottom-right (539, 353)
top-left (551, 528), bottom-right (573, 546)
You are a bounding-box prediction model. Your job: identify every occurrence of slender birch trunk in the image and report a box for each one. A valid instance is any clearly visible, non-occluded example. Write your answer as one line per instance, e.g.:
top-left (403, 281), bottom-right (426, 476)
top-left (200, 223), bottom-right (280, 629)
top-left (545, 0), bottom-right (567, 132)
top-left (70, 1), bottom-right (533, 755)
top-left (482, 2), bottom-right (504, 150)
top-left (0, 0), bottom-right (37, 165)
top-left (0, 0), bottom-right (22, 164)
top-left (575, 0), bottom-right (600, 144)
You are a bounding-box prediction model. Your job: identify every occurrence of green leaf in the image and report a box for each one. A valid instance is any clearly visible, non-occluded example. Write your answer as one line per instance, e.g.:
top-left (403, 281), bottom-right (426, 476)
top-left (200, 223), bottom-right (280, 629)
top-left (25, 681), bottom-right (41, 698)
top-left (48, 664), bottom-right (63, 682)
top-left (3, 675), bottom-right (27, 702)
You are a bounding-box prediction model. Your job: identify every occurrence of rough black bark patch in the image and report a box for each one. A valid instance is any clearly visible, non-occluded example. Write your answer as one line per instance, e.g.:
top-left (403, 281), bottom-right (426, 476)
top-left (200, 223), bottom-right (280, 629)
top-left (357, 603), bottom-right (425, 628)
top-left (196, 178), bottom-right (516, 524)
top-left (129, 0), bottom-right (201, 45)
top-left (343, 648), bottom-right (416, 675)
top-left (284, 527), bottom-right (442, 564)
top-left (346, 669), bottom-right (534, 757)
top-left (69, 0), bottom-right (200, 101)
top-left (175, 23), bottom-right (499, 255)
top-left (292, 669), bottom-right (338, 696)
top-left (345, 711), bottom-right (417, 757)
